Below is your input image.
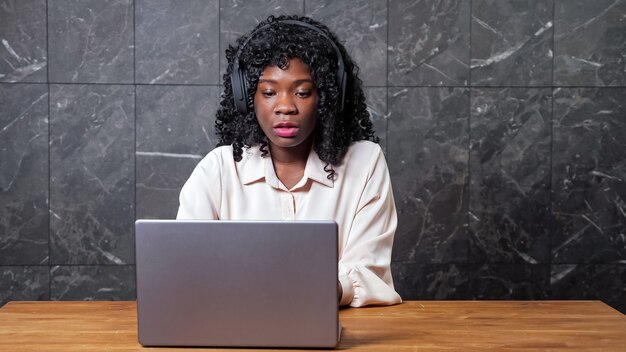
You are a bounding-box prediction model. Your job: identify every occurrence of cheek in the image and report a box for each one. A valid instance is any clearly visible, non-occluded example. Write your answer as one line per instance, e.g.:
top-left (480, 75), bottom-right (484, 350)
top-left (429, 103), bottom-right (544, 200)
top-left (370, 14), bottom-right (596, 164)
top-left (305, 98), bottom-right (319, 116)
top-left (253, 100), bottom-right (271, 123)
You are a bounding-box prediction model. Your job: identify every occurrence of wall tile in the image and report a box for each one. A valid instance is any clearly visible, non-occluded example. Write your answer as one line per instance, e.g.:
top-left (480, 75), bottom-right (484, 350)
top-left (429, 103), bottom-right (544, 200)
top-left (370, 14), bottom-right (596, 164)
top-left (471, 0), bottom-right (553, 86)
top-left (388, 0), bottom-right (470, 86)
top-left (307, 0), bottom-right (387, 86)
top-left (219, 0), bottom-right (304, 80)
top-left (0, 266), bottom-right (49, 307)
top-left (364, 87), bottom-right (387, 154)
top-left (551, 264), bottom-right (626, 314)
top-left (135, 0), bottom-right (219, 84)
top-left (470, 88), bottom-right (552, 263)
top-left (0, 84), bottom-right (49, 265)
top-left (1, 0), bottom-right (625, 310)
top-left (136, 85), bottom-right (220, 219)
top-left (50, 265), bottom-right (135, 300)
top-left (552, 88), bottom-right (626, 263)
top-left (392, 262), bottom-right (471, 299)
top-left (470, 263), bottom-right (550, 299)
top-left (0, 0), bottom-right (47, 82)
top-left (388, 87), bottom-right (469, 263)
top-left (554, 0), bottom-right (626, 86)
top-left (49, 84), bottom-right (135, 265)
top-left (48, 0), bottom-right (133, 83)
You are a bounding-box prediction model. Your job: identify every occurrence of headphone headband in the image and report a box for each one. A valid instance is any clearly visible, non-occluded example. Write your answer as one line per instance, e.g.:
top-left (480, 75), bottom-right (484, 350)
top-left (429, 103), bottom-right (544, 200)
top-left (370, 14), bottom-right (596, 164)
top-left (230, 19), bottom-right (347, 114)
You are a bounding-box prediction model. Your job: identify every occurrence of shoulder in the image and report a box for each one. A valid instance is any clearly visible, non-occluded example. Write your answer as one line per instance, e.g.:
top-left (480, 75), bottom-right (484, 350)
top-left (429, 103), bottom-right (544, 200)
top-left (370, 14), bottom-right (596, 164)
top-left (185, 146), bottom-right (231, 182)
top-left (343, 140), bottom-right (384, 166)
top-left (194, 144), bottom-right (264, 182)
top-left (346, 140), bottom-right (382, 153)
top-left (335, 141), bottom-right (388, 182)
top-left (197, 145), bottom-right (233, 167)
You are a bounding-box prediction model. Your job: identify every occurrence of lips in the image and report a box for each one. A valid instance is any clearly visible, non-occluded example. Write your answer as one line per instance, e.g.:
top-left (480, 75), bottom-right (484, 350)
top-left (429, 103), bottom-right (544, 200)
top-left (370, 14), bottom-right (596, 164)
top-left (273, 122), bottom-right (299, 138)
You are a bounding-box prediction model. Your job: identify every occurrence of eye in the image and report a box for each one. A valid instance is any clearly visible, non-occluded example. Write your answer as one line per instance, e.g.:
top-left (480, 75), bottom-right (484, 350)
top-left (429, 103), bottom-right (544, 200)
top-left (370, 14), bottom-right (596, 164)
top-left (262, 90), bottom-right (275, 97)
top-left (296, 90), bottom-right (311, 98)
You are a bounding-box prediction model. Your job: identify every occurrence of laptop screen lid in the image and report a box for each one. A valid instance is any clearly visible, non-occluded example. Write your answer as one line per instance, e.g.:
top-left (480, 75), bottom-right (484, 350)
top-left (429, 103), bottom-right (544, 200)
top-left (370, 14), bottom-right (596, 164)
top-left (135, 219), bottom-right (339, 348)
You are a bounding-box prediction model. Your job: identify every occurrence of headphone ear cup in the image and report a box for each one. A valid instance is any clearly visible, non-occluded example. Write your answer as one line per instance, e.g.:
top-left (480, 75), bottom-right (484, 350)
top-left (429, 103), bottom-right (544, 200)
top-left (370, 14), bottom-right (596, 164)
top-left (338, 69), bottom-right (347, 113)
top-left (232, 19), bottom-right (347, 115)
top-left (231, 65), bottom-right (248, 114)
top-left (242, 72), bottom-right (250, 113)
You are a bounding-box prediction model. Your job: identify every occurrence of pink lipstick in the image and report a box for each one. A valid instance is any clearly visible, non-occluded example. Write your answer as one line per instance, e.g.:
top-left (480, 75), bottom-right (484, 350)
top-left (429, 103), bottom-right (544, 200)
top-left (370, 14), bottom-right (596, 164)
top-left (273, 122), bottom-right (299, 138)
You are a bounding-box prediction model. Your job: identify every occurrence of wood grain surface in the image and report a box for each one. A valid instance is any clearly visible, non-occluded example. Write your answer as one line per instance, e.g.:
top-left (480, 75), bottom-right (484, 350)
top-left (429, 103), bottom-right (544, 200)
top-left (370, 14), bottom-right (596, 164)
top-left (0, 300), bottom-right (625, 351)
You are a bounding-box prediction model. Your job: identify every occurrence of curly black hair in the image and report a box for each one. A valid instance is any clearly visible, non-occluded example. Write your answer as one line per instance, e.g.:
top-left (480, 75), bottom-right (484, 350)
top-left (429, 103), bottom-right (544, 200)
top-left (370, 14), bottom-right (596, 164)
top-left (216, 15), bottom-right (378, 179)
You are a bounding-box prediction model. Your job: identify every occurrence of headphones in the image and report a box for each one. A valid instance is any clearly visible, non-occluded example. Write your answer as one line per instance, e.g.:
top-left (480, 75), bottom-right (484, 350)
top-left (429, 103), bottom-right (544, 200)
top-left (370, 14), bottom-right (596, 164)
top-left (230, 19), bottom-right (347, 114)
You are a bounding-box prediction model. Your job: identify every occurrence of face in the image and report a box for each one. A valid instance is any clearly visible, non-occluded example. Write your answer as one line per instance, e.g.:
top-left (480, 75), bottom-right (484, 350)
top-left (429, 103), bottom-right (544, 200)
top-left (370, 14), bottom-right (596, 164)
top-left (254, 58), bottom-right (318, 152)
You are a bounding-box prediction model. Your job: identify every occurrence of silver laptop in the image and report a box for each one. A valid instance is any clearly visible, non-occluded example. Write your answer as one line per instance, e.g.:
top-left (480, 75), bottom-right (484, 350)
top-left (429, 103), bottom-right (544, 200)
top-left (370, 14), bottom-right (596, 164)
top-left (135, 219), bottom-right (339, 348)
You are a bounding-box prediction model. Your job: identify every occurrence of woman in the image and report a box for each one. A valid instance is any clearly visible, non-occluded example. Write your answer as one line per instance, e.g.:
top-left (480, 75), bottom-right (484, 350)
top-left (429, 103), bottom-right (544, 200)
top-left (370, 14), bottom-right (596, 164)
top-left (177, 15), bottom-right (401, 307)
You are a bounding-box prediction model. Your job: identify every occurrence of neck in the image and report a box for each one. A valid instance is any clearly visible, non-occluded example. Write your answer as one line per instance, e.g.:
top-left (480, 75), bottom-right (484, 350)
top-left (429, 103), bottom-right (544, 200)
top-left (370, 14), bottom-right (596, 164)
top-left (268, 138), bottom-right (313, 167)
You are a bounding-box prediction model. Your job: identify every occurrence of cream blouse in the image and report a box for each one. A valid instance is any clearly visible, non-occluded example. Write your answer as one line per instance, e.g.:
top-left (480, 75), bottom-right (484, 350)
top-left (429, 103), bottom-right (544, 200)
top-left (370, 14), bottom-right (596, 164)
top-left (176, 140), bottom-right (402, 307)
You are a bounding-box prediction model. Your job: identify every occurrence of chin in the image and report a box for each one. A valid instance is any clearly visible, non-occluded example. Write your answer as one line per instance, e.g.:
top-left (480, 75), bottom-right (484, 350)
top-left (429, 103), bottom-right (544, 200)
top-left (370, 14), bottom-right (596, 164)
top-left (271, 139), bottom-right (303, 148)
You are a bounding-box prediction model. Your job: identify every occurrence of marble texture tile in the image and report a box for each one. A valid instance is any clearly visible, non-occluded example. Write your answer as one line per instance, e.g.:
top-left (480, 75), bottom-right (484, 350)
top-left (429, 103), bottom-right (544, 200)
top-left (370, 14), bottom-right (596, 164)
top-left (135, 0), bottom-right (219, 84)
top-left (50, 265), bottom-right (135, 300)
top-left (48, 0), bottom-right (133, 83)
top-left (306, 0), bottom-right (387, 87)
top-left (0, 0), bottom-right (47, 82)
top-left (364, 87), bottom-right (387, 154)
top-left (219, 0), bottom-right (304, 80)
top-left (1, 0), bottom-right (624, 307)
top-left (0, 266), bottom-right (49, 306)
top-left (0, 84), bottom-right (49, 265)
top-left (136, 85), bottom-right (220, 219)
top-left (554, 0), bottom-right (626, 86)
top-left (49, 85), bottom-right (135, 265)
top-left (388, 0), bottom-right (470, 86)
top-left (388, 87), bottom-right (470, 263)
top-left (552, 88), bottom-right (626, 263)
top-left (551, 264), bottom-right (626, 314)
top-left (470, 88), bottom-right (552, 264)
top-left (470, 263), bottom-right (550, 299)
top-left (471, 0), bottom-right (553, 86)
top-left (392, 262), bottom-right (470, 299)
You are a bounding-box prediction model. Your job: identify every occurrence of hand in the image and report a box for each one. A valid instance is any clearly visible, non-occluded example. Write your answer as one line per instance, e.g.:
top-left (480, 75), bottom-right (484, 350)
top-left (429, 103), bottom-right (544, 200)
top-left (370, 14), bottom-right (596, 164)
top-left (337, 280), bottom-right (343, 303)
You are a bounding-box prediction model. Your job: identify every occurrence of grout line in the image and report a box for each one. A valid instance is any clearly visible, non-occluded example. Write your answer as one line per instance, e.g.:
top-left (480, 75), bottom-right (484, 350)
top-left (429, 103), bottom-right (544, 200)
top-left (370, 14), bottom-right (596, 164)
top-left (132, 86), bottom-right (137, 223)
top-left (133, 0), bottom-right (137, 223)
top-left (0, 264), bottom-right (138, 267)
top-left (45, 0), bottom-right (50, 83)
top-left (16, 81), bottom-right (225, 87)
top-left (386, 0), bottom-right (389, 151)
top-left (551, 0), bottom-right (556, 87)
top-left (45, 0), bottom-right (52, 301)
top-left (548, 0), bottom-right (557, 298)
top-left (4, 81), bottom-right (626, 89)
top-left (133, 0), bottom-right (136, 85)
top-left (133, 1), bottom-right (138, 255)
top-left (468, 0), bottom-right (473, 90)
top-left (5, 263), bottom-right (623, 268)
top-left (467, 0), bottom-right (473, 265)
top-left (359, 84), bottom-right (626, 89)
top-left (218, 0), bottom-right (221, 84)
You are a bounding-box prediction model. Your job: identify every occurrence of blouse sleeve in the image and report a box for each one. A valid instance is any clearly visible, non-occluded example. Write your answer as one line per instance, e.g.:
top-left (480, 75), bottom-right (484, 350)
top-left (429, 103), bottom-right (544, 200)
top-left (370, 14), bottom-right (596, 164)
top-left (176, 151), bottom-right (222, 220)
top-left (338, 146), bottom-right (402, 307)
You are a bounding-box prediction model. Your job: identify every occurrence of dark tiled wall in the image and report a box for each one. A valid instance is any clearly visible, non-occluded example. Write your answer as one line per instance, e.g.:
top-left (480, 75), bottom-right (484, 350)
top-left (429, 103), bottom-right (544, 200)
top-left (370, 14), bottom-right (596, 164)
top-left (1, 0), bottom-right (624, 312)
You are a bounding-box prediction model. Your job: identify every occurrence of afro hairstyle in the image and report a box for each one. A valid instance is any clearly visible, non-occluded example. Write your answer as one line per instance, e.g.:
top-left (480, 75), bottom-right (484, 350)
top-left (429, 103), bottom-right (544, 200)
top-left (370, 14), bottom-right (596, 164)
top-left (216, 14), bottom-right (379, 179)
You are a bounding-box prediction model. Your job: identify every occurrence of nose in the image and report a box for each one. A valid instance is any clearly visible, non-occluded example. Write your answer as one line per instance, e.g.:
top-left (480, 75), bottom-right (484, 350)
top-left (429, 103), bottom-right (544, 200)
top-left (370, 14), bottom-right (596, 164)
top-left (274, 93), bottom-right (297, 115)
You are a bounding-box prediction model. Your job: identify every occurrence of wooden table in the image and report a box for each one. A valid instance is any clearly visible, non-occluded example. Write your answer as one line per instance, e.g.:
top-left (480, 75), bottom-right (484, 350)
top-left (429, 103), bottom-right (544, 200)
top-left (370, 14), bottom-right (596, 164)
top-left (0, 301), bottom-right (625, 351)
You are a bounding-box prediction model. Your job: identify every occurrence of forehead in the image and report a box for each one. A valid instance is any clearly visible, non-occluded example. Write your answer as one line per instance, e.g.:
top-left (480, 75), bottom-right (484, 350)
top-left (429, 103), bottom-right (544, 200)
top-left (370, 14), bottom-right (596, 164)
top-left (259, 58), bottom-right (313, 81)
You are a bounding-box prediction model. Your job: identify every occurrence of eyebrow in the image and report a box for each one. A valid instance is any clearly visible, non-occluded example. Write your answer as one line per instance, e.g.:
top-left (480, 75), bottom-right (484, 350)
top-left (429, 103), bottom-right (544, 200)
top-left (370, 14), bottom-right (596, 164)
top-left (257, 78), bottom-right (315, 85)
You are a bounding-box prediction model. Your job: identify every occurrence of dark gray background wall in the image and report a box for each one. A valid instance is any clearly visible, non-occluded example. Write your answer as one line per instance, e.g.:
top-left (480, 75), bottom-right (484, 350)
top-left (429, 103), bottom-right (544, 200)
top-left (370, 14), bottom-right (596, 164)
top-left (1, 0), bottom-right (625, 312)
